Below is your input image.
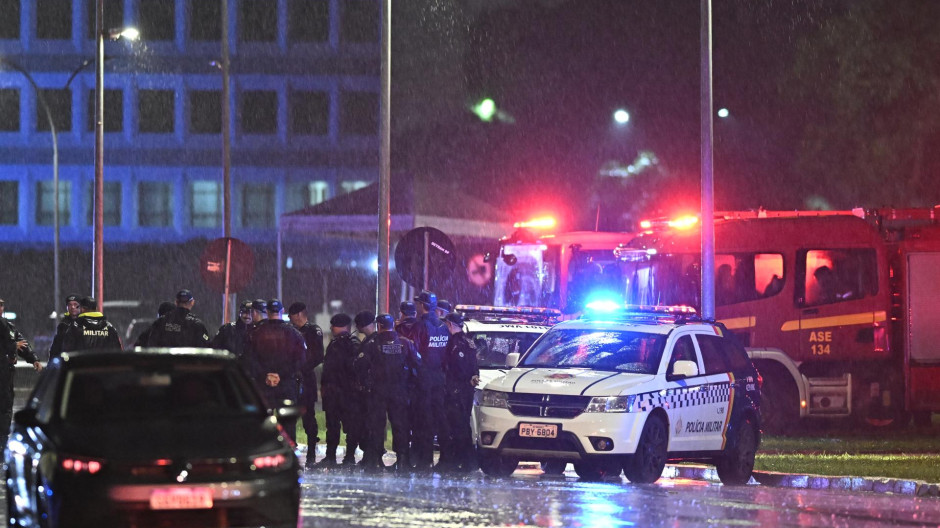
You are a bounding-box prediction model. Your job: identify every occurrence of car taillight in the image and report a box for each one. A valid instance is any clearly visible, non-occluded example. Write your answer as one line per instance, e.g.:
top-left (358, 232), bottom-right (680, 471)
top-left (756, 371), bottom-right (764, 390)
top-left (61, 456), bottom-right (104, 474)
top-left (251, 453), bottom-right (289, 471)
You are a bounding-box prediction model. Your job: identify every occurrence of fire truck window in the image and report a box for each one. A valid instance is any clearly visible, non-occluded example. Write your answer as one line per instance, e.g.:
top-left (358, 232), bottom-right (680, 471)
top-left (714, 253), bottom-right (783, 306)
top-left (802, 249), bottom-right (877, 306)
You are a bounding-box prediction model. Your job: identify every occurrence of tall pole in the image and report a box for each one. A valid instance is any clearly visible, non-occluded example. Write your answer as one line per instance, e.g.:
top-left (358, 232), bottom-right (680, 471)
top-left (377, 0), bottom-right (392, 314)
top-left (93, 0), bottom-right (105, 309)
top-left (0, 60), bottom-right (60, 329)
top-left (221, 0), bottom-right (234, 323)
top-left (700, 0), bottom-right (715, 320)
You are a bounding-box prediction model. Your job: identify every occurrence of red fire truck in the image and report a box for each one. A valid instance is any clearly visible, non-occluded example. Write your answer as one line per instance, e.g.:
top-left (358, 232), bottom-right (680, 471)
top-left (491, 217), bottom-right (634, 313)
top-left (615, 208), bottom-right (940, 432)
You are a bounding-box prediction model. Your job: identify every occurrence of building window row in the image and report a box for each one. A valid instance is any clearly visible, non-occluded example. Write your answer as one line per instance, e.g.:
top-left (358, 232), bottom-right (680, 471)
top-left (0, 0), bottom-right (378, 46)
top-left (0, 86), bottom-right (378, 137)
top-left (0, 177), bottom-right (347, 229)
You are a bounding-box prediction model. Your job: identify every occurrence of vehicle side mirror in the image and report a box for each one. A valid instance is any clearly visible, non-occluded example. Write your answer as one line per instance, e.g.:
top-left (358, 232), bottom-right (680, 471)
top-left (505, 352), bottom-right (520, 368)
top-left (483, 252), bottom-right (492, 263)
top-left (671, 360), bottom-right (699, 378)
top-left (13, 408), bottom-right (39, 427)
top-left (502, 253), bottom-right (517, 266)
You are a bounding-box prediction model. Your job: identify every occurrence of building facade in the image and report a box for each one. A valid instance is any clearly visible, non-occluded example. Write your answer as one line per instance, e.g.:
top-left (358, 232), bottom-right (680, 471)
top-left (0, 0), bottom-right (380, 247)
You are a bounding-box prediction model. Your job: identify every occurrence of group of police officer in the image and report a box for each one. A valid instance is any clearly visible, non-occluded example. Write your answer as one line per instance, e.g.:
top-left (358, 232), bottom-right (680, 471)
top-left (316, 290), bottom-right (480, 473)
top-left (34, 287), bottom-right (481, 473)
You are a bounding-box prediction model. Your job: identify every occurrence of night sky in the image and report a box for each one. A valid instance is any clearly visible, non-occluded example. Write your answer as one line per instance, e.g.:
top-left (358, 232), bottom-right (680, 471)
top-left (392, 0), bottom-right (936, 230)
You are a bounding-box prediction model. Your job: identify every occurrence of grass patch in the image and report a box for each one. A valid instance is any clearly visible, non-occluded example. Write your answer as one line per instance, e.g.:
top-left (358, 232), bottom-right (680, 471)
top-left (755, 453), bottom-right (940, 482)
top-left (757, 429), bottom-right (940, 483)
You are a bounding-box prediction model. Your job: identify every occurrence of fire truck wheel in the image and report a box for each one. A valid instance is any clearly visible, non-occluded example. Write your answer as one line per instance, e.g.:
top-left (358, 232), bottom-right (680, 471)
top-left (759, 373), bottom-right (799, 435)
top-left (913, 411), bottom-right (933, 428)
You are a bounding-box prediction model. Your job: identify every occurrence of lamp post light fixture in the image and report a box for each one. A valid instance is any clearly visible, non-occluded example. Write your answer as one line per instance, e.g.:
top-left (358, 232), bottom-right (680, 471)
top-left (613, 108), bottom-right (630, 125)
top-left (93, 0), bottom-right (138, 309)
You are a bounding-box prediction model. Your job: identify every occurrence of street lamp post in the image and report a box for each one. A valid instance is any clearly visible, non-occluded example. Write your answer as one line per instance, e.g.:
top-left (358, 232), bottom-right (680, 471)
top-left (93, 0), bottom-right (137, 309)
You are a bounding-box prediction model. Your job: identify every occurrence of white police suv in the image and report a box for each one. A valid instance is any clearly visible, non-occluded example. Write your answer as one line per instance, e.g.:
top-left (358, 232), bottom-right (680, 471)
top-left (476, 305), bottom-right (761, 484)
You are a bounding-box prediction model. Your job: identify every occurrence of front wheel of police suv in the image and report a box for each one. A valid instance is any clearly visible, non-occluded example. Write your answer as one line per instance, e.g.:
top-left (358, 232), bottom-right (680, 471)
top-left (622, 414), bottom-right (668, 484)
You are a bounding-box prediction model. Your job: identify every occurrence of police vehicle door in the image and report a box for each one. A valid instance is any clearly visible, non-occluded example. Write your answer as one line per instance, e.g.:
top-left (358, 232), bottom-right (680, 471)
top-left (662, 332), bottom-right (715, 452)
top-left (693, 330), bottom-right (738, 451)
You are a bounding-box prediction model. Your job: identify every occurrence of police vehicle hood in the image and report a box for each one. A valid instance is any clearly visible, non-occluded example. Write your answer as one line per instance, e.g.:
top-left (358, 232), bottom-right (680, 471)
top-left (493, 367), bottom-right (655, 397)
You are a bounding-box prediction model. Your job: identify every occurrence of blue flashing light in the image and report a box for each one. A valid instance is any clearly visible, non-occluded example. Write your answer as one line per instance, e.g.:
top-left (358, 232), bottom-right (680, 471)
top-left (584, 299), bottom-right (623, 313)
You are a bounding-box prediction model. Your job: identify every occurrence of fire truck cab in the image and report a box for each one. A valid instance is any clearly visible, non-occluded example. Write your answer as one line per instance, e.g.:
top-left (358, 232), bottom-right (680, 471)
top-left (493, 222), bottom-right (634, 314)
top-left (616, 208), bottom-right (940, 431)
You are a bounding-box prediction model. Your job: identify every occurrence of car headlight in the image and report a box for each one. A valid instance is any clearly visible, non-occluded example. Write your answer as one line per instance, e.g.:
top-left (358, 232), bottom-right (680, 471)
top-left (585, 395), bottom-right (636, 413)
top-left (480, 390), bottom-right (509, 409)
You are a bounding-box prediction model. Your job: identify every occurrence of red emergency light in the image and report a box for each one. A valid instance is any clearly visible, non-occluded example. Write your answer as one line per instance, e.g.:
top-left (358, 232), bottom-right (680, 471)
top-left (513, 216), bottom-right (557, 230)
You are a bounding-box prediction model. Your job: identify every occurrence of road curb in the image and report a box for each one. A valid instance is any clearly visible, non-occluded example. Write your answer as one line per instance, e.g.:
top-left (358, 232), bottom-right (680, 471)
top-left (667, 464), bottom-right (940, 497)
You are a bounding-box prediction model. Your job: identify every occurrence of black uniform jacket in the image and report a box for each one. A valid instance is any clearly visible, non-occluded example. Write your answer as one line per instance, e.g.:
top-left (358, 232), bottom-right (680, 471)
top-left (444, 331), bottom-right (480, 393)
top-left (321, 332), bottom-right (360, 402)
top-left (62, 312), bottom-right (122, 351)
top-left (364, 330), bottom-right (420, 394)
top-left (146, 307), bottom-right (211, 348)
top-left (247, 319), bottom-right (307, 404)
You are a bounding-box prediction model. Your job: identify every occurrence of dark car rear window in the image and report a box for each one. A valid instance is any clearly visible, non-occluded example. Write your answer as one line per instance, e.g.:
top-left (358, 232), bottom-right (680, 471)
top-left (60, 362), bottom-right (263, 421)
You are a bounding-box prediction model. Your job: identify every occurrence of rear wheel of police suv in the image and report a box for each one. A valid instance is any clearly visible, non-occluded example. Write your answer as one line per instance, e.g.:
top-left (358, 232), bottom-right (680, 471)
top-left (573, 458), bottom-right (621, 481)
top-left (716, 415), bottom-right (758, 485)
top-left (480, 452), bottom-right (518, 477)
top-left (540, 460), bottom-right (568, 475)
top-left (623, 414), bottom-right (667, 484)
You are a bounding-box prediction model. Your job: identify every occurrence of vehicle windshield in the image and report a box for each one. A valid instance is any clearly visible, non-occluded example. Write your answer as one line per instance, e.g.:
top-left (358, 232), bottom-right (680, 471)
top-left (59, 362), bottom-right (264, 422)
top-left (519, 328), bottom-right (666, 374)
top-left (469, 330), bottom-right (544, 368)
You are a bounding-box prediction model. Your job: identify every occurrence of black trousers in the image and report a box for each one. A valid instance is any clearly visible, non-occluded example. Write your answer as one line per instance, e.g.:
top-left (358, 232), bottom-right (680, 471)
top-left (322, 395), bottom-right (344, 458)
top-left (444, 386), bottom-right (475, 468)
top-left (410, 376), bottom-right (448, 467)
top-left (369, 387), bottom-right (409, 464)
top-left (0, 367), bottom-right (13, 447)
top-left (342, 392), bottom-right (369, 461)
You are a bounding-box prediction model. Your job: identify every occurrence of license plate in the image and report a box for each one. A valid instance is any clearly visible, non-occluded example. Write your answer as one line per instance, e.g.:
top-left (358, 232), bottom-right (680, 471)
top-left (150, 488), bottom-right (213, 510)
top-left (519, 423), bottom-right (559, 438)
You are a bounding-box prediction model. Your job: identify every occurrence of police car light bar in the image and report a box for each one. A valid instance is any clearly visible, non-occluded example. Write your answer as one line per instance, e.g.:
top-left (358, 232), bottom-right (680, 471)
top-left (582, 303), bottom-right (700, 323)
top-left (455, 305), bottom-right (562, 324)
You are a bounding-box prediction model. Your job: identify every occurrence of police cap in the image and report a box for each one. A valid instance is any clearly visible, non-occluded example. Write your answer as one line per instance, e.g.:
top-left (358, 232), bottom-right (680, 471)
top-left (399, 301), bottom-right (416, 316)
top-left (444, 312), bottom-right (465, 327)
top-left (437, 299), bottom-right (453, 315)
top-left (355, 310), bottom-right (375, 329)
top-left (238, 300), bottom-right (252, 314)
top-left (251, 299), bottom-right (267, 312)
top-left (79, 296), bottom-right (98, 311)
top-left (65, 293), bottom-right (80, 304)
top-left (375, 313), bottom-right (395, 329)
top-left (267, 299), bottom-right (284, 313)
top-left (330, 313), bottom-right (352, 328)
top-left (157, 301), bottom-right (176, 317)
top-left (287, 302), bottom-right (306, 316)
top-left (176, 289), bottom-right (194, 303)
top-left (414, 290), bottom-right (437, 309)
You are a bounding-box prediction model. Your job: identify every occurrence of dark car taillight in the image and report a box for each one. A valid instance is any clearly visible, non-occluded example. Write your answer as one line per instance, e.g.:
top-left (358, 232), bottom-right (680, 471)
top-left (60, 455), bottom-right (104, 475)
top-left (251, 452), bottom-right (292, 471)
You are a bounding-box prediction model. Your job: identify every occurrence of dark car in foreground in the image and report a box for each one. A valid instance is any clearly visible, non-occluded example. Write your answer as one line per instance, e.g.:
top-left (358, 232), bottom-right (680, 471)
top-left (5, 348), bottom-right (301, 528)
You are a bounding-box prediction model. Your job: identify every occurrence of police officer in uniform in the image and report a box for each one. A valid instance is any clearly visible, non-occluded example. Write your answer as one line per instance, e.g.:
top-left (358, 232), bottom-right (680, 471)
top-left (396, 301), bottom-right (419, 337)
top-left (410, 290), bottom-right (451, 471)
top-left (250, 299), bottom-right (267, 325)
top-left (49, 294), bottom-right (82, 359)
top-left (441, 311), bottom-right (481, 472)
top-left (364, 314), bottom-right (420, 471)
top-left (0, 298), bottom-right (43, 448)
top-left (61, 297), bottom-right (123, 351)
top-left (436, 299), bottom-right (453, 320)
top-left (211, 300), bottom-right (253, 369)
top-left (348, 311), bottom-right (376, 466)
top-left (315, 313), bottom-right (360, 468)
top-left (133, 301), bottom-right (176, 348)
top-left (146, 289), bottom-right (210, 348)
top-left (288, 302), bottom-right (324, 464)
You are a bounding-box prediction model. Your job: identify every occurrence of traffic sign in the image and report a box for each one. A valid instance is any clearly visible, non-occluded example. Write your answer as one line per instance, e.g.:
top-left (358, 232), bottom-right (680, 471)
top-left (394, 227), bottom-right (456, 290)
top-left (200, 237), bottom-right (255, 293)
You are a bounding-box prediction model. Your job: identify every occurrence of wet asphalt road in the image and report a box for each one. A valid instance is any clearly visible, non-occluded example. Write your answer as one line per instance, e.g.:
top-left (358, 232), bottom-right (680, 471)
top-left (299, 465), bottom-right (940, 527)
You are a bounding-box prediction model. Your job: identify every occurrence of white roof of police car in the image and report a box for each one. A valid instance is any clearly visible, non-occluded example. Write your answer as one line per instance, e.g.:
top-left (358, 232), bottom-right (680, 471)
top-left (551, 317), bottom-right (707, 335)
top-left (464, 319), bottom-right (552, 334)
